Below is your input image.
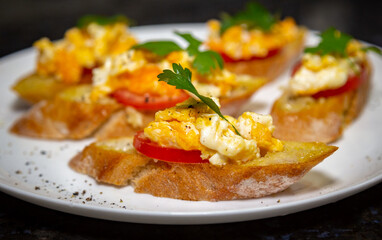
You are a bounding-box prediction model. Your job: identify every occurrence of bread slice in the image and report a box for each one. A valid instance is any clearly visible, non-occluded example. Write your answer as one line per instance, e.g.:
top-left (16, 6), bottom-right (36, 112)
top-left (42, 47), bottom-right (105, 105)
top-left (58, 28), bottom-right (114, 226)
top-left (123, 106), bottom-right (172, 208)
top-left (70, 137), bottom-right (337, 201)
top-left (95, 108), bottom-right (155, 140)
top-left (224, 28), bottom-right (306, 82)
top-left (10, 85), bottom-right (121, 140)
top-left (271, 60), bottom-right (371, 143)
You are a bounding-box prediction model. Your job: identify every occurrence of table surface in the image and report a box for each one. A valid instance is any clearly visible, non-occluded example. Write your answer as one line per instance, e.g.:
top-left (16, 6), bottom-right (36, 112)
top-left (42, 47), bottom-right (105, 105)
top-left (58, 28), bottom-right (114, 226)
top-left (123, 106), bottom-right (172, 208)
top-left (0, 183), bottom-right (381, 239)
top-left (1, 0), bottom-right (381, 238)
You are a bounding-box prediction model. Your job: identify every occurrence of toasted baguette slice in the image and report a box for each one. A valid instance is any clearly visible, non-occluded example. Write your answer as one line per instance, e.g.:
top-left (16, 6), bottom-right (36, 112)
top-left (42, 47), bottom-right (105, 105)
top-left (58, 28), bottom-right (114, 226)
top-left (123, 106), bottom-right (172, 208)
top-left (271, 61), bottom-right (371, 143)
top-left (224, 28), bottom-right (306, 81)
top-left (70, 137), bottom-right (337, 201)
top-left (10, 85), bottom-right (121, 140)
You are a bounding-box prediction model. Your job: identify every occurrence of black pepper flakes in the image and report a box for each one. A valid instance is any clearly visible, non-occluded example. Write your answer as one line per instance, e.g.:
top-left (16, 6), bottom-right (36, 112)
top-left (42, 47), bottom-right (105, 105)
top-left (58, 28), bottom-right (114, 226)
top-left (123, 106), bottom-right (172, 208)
top-left (15, 170), bottom-right (22, 174)
top-left (35, 186), bottom-right (40, 190)
top-left (72, 192), bottom-right (79, 197)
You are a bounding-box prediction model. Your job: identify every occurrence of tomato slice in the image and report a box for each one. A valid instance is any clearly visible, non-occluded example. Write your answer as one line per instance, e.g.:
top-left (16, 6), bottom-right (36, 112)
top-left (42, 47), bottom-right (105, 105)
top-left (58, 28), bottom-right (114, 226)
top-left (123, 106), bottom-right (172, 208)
top-left (221, 48), bottom-right (280, 63)
top-left (111, 88), bottom-right (190, 111)
top-left (133, 131), bottom-right (207, 164)
top-left (291, 62), bottom-right (367, 98)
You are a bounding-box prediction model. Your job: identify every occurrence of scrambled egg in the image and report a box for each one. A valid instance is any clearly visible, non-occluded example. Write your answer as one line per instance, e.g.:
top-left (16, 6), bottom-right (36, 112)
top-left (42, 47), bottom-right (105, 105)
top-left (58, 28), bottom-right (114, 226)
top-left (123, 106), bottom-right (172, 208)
top-left (206, 18), bottom-right (301, 60)
top-left (90, 48), bottom-right (255, 100)
top-left (144, 98), bottom-right (283, 165)
top-left (34, 22), bottom-right (137, 83)
top-left (290, 40), bottom-right (366, 96)
top-left (91, 50), bottom-right (191, 100)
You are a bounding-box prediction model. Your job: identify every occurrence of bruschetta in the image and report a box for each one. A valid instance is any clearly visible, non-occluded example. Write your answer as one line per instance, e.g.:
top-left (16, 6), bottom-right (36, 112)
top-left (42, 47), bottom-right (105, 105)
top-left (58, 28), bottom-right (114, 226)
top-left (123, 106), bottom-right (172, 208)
top-left (205, 2), bottom-right (306, 81)
top-left (70, 97), bottom-right (337, 201)
top-left (271, 28), bottom-right (378, 143)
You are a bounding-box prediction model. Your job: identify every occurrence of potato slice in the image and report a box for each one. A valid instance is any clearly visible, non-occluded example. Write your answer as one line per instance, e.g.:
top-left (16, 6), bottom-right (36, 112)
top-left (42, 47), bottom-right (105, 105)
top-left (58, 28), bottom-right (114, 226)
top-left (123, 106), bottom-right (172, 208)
top-left (12, 73), bottom-right (72, 103)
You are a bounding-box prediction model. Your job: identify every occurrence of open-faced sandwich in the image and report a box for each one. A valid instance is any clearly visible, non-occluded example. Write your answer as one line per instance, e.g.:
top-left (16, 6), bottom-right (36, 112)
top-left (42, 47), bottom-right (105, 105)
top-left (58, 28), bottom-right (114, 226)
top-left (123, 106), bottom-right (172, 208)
top-left (70, 64), bottom-right (337, 201)
top-left (205, 1), bottom-right (306, 81)
top-left (12, 15), bottom-right (137, 103)
top-left (271, 28), bottom-right (381, 143)
top-left (10, 33), bottom-right (265, 140)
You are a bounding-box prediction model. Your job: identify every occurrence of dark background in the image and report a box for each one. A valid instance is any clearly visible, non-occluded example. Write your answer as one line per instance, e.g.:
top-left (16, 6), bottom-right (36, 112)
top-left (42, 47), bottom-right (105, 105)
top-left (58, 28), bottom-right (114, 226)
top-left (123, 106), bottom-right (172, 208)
top-left (1, 0), bottom-right (381, 239)
top-left (1, 0), bottom-right (382, 58)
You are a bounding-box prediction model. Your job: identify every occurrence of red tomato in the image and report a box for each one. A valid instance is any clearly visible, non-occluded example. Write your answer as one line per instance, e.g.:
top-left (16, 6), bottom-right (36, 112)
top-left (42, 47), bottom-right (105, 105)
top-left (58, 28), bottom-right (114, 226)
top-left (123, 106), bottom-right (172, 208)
top-left (291, 62), bottom-right (367, 98)
top-left (221, 48), bottom-right (280, 63)
top-left (111, 89), bottom-right (190, 111)
top-left (133, 131), bottom-right (207, 164)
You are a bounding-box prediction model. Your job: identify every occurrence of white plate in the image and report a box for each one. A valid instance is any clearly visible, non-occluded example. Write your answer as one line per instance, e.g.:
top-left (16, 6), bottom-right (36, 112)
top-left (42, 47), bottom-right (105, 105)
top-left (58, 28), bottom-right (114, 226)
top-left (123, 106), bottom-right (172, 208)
top-left (0, 23), bottom-right (381, 225)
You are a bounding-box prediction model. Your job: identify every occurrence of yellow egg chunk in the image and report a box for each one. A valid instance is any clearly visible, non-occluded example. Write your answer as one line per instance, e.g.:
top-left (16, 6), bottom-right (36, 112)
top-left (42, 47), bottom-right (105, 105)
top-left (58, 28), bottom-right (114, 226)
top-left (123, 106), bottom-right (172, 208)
top-left (206, 17), bottom-right (301, 60)
top-left (143, 98), bottom-right (284, 165)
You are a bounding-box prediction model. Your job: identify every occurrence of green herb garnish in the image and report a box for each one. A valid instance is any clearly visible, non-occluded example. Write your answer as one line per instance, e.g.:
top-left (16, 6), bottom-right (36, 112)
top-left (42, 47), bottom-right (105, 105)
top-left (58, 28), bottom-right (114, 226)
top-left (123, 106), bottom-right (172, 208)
top-left (220, 1), bottom-right (276, 34)
top-left (361, 46), bottom-right (382, 55)
top-left (305, 27), bottom-right (382, 58)
top-left (304, 27), bottom-right (352, 57)
top-left (158, 63), bottom-right (241, 136)
top-left (77, 14), bottom-right (130, 29)
top-left (174, 32), bottom-right (202, 56)
top-left (132, 32), bottom-right (224, 75)
top-left (175, 32), bottom-right (224, 75)
top-left (132, 41), bottom-right (183, 57)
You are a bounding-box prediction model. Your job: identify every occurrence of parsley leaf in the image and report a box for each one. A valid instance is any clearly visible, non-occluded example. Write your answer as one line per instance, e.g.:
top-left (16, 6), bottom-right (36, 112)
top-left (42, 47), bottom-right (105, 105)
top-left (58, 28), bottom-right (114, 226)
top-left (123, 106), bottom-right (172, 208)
top-left (132, 41), bottom-right (182, 57)
top-left (175, 32), bottom-right (224, 74)
top-left (220, 1), bottom-right (276, 34)
top-left (175, 32), bottom-right (201, 56)
top-left (158, 63), bottom-right (241, 136)
top-left (304, 27), bottom-right (352, 57)
top-left (193, 51), bottom-right (224, 75)
top-left (133, 32), bottom-right (224, 74)
top-left (362, 46), bottom-right (382, 55)
top-left (77, 14), bottom-right (130, 29)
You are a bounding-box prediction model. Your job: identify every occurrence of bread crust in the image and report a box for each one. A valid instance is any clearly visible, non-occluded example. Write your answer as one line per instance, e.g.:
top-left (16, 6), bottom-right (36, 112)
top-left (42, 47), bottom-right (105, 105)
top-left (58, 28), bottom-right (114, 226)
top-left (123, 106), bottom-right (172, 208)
top-left (10, 85), bottom-right (121, 140)
top-left (95, 109), bottom-right (155, 140)
top-left (224, 28), bottom-right (306, 81)
top-left (70, 137), bottom-right (337, 201)
top-left (271, 60), bottom-right (371, 143)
